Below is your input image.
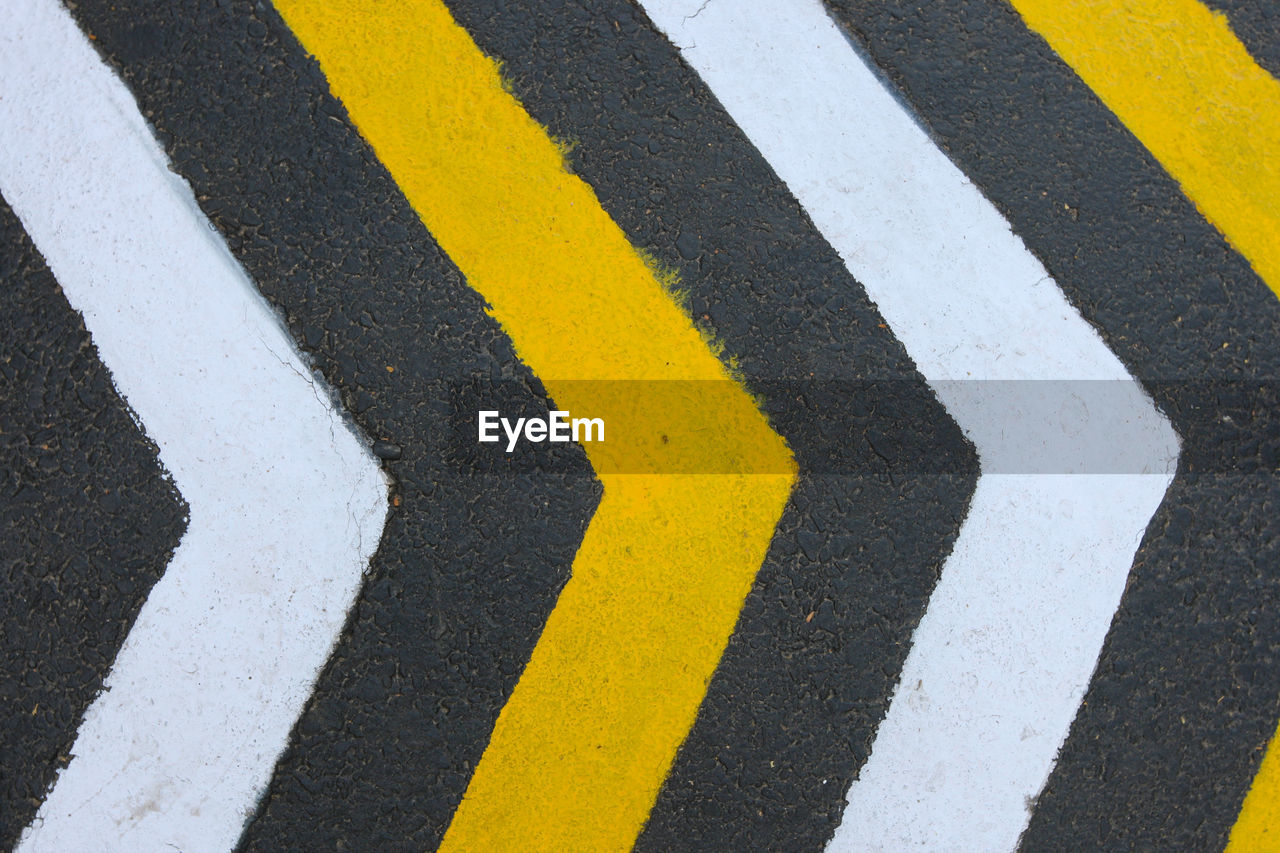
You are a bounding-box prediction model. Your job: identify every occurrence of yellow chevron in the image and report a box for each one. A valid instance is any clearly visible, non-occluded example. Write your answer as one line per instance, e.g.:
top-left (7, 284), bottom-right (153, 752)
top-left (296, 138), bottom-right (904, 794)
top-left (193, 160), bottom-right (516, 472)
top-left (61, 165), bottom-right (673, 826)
top-left (1007, 0), bottom-right (1280, 299)
top-left (1230, 724), bottom-right (1280, 852)
top-left (270, 1), bottom-right (795, 849)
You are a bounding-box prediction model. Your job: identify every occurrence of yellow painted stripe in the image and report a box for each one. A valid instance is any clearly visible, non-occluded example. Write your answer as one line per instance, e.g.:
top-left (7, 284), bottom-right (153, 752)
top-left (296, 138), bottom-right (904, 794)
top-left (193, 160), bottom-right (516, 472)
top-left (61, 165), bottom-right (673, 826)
top-left (270, 1), bottom-right (794, 850)
top-left (1007, 0), bottom-right (1280, 298)
top-left (1229, 726), bottom-right (1280, 851)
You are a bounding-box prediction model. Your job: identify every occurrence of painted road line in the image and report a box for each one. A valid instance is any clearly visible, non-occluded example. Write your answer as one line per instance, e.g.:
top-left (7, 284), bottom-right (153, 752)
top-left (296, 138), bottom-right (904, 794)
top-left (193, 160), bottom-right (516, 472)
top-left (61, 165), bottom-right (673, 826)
top-left (817, 1), bottom-right (1280, 847)
top-left (433, 0), bottom-right (976, 848)
top-left (0, 1), bottom-right (389, 850)
top-left (67, 0), bottom-right (971, 845)
top-left (1003, 2), bottom-right (1280, 843)
top-left (1228, 725), bottom-right (1280, 851)
top-left (0, 199), bottom-right (190, 850)
top-left (269, 1), bottom-right (795, 850)
top-left (637, 0), bottom-right (1179, 849)
top-left (1007, 0), bottom-right (1280, 298)
top-left (60, 0), bottom-right (603, 848)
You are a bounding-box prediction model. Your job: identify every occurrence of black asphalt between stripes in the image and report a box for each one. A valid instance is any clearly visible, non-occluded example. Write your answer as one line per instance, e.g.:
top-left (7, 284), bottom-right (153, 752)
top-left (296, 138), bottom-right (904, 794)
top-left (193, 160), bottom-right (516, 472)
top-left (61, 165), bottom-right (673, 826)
top-left (0, 197), bottom-right (187, 848)
top-left (60, 3), bottom-right (599, 850)
top-left (1207, 0), bottom-right (1280, 80)
top-left (821, 1), bottom-right (1280, 849)
top-left (442, 2), bottom-right (977, 851)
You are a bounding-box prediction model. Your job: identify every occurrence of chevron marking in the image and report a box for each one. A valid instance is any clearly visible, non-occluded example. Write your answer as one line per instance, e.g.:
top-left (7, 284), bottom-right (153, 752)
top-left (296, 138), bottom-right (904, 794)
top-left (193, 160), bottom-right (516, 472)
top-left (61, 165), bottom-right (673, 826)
top-left (0, 2), bottom-right (389, 851)
top-left (637, 0), bottom-right (1180, 849)
top-left (1229, 724), bottom-right (1280, 850)
top-left (269, 1), bottom-right (795, 850)
top-left (999, 2), bottom-right (1280, 841)
top-left (1008, 0), bottom-right (1280, 300)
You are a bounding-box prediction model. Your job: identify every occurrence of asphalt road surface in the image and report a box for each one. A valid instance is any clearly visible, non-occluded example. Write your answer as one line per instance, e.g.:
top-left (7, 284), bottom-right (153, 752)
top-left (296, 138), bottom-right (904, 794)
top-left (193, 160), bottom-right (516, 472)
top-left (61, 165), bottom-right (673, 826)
top-left (3, 0), bottom-right (1279, 851)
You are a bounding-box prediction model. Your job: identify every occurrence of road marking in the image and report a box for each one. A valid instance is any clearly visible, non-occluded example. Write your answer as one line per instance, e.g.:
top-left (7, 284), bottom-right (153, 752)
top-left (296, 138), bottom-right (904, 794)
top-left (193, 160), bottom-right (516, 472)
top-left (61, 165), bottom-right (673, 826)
top-left (0, 2), bottom-right (389, 850)
top-left (637, 0), bottom-right (1179, 849)
top-left (1007, 0), bottom-right (1280, 298)
top-left (1227, 726), bottom-right (1280, 850)
top-left (269, 0), bottom-right (794, 849)
top-left (1002, 2), bottom-right (1280, 840)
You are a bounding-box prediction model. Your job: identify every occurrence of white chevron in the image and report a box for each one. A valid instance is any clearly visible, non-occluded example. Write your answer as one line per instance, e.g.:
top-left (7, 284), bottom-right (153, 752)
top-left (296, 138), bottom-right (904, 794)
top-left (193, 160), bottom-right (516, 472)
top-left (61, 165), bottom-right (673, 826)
top-left (635, 0), bottom-right (1179, 850)
top-left (0, 1), bottom-right (388, 851)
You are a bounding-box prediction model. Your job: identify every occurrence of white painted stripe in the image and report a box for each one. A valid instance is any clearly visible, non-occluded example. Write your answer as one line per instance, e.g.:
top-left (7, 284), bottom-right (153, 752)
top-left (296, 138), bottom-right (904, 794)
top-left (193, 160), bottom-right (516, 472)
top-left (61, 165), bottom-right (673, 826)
top-left (635, 1), bottom-right (1179, 849)
top-left (0, 3), bottom-right (389, 851)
